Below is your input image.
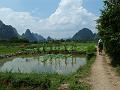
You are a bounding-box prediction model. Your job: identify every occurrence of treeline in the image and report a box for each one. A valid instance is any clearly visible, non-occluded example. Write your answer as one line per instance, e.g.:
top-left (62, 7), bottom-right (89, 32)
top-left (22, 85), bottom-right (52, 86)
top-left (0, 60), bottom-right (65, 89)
top-left (0, 37), bottom-right (97, 44)
top-left (97, 1), bottom-right (120, 66)
top-left (0, 37), bottom-right (29, 43)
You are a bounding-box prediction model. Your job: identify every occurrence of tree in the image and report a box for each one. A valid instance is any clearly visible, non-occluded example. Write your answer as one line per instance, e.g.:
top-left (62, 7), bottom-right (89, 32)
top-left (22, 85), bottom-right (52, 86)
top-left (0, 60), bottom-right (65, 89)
top-left (10, 37), bottom-right (29, 43)
top-left (97, 1), bottom-right (120, 66)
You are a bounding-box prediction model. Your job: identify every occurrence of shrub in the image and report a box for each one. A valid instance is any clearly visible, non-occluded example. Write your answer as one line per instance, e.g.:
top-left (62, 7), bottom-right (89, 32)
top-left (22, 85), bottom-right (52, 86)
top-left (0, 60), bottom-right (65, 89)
top-left (97, 1), bottom-right (120, 66)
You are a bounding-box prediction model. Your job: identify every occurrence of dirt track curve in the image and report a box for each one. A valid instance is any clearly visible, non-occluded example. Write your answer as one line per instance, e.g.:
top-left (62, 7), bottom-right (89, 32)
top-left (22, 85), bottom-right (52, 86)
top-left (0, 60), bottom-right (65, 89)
top-left (91, 50), bottom-right (120, 90)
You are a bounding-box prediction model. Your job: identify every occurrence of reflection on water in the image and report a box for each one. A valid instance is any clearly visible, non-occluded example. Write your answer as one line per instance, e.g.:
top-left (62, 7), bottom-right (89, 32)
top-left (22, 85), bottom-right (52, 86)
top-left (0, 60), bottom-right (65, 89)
top-left (0, 54), bottom-right (86, 74)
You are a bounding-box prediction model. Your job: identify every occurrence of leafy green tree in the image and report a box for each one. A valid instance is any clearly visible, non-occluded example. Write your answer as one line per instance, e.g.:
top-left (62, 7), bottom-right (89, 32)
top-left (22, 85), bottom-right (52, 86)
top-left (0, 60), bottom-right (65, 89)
top-left (97, 1), bottom-right (120, 66)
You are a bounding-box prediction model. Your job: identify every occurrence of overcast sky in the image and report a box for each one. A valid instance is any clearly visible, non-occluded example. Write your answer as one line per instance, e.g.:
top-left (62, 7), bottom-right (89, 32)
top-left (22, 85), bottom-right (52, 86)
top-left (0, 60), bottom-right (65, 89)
top-left (0, 0), bottom-right (103, 39)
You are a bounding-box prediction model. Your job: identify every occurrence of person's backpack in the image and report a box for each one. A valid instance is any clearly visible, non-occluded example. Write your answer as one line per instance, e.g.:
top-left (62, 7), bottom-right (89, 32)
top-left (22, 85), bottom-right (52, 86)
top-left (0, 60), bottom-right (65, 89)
top-left (99, 41), bottom-right (103, 48)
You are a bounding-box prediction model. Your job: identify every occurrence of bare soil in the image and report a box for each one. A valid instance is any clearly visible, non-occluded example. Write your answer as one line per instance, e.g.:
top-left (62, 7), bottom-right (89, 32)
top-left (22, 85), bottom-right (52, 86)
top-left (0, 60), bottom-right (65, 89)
top-left (90, 50), bottom-right (120, 90)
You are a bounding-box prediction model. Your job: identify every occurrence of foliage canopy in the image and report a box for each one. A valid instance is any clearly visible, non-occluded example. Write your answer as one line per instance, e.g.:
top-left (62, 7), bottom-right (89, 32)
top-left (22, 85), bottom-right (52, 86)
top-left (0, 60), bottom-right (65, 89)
top-left (97, 1), bottom-right (120, 66)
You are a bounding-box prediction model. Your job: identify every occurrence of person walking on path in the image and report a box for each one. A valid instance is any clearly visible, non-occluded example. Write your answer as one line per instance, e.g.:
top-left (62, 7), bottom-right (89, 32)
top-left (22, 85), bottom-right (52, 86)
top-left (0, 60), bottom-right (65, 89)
top-left (98, 39), bottom-right (103, 55)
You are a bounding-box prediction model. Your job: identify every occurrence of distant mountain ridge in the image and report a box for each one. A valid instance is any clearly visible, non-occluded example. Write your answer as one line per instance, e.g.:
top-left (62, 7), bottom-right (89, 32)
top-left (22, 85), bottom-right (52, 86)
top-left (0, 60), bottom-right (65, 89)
top-left (0, 20), bottom-right (19, 40)
top-left (33, 33), bottom-right (46, 42)
top-left (22, 29), bottom-right (46, 42)
top-left (0, 20), bottom-right (97, 42)
top-left (22, 29), bottom-right (37, 42)
top-left (47, 36), bottom-right (53, 41)
top-left (0, 20), bottom-right (46, 42)
top-left (72, 28), bottom-right (95, 41)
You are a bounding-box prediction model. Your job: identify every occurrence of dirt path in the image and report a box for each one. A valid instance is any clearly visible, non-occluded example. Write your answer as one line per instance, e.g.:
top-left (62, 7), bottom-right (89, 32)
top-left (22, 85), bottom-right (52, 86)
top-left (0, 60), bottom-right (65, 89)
top-left (91, 50), bottom-right (120, 90)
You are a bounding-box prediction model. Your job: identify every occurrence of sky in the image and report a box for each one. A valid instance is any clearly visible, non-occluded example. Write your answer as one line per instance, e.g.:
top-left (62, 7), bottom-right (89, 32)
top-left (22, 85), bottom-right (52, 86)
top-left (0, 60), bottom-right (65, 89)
top-left (0, 0), bottom-right (103, 39)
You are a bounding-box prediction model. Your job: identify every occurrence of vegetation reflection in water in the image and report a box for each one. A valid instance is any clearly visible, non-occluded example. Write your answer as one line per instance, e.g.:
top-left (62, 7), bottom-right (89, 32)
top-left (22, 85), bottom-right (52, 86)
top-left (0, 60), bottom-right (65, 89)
top-left (0, 54), bottom-right (86, 74)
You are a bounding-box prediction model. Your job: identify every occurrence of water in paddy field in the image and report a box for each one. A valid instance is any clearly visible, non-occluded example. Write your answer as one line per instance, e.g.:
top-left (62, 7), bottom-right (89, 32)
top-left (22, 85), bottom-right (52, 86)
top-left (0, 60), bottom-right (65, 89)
top-left (0, 54), bottom-right (86, 75)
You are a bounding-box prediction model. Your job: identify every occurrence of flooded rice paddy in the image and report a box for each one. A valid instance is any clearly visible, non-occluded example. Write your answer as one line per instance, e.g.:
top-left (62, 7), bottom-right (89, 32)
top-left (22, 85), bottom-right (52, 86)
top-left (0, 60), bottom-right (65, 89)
top-left (0, 54), bottom-right (86, 74)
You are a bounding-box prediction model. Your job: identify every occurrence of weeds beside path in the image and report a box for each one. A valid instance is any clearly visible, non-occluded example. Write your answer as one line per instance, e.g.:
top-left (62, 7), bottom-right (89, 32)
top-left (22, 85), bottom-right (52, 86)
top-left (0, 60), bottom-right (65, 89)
top-left (90, 49), bottom-right (120, 90)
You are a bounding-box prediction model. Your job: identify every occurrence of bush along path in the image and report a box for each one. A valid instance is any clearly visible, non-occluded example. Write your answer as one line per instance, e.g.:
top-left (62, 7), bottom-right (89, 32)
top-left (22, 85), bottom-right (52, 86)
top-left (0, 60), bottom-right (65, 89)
top-left (90, 49), bottom-right (120, 90)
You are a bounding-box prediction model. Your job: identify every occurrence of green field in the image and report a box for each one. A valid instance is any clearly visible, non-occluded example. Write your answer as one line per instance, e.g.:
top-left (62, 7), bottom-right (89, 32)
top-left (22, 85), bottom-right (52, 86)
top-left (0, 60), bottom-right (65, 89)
top-left (0, 42), bottom-right (96, 54)
top-left (0, 42), bottom-right (96, 90)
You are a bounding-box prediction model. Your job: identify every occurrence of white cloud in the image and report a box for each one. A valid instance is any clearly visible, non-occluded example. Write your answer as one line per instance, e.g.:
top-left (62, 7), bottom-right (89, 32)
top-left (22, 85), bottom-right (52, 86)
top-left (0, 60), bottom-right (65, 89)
top-left (0, 0), bottom-right (97, 39)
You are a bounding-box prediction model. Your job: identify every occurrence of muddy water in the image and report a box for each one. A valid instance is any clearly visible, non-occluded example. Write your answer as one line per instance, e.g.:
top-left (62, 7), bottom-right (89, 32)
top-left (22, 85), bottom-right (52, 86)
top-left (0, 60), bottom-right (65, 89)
top-left (0, 54), bottom-right (86, 74)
